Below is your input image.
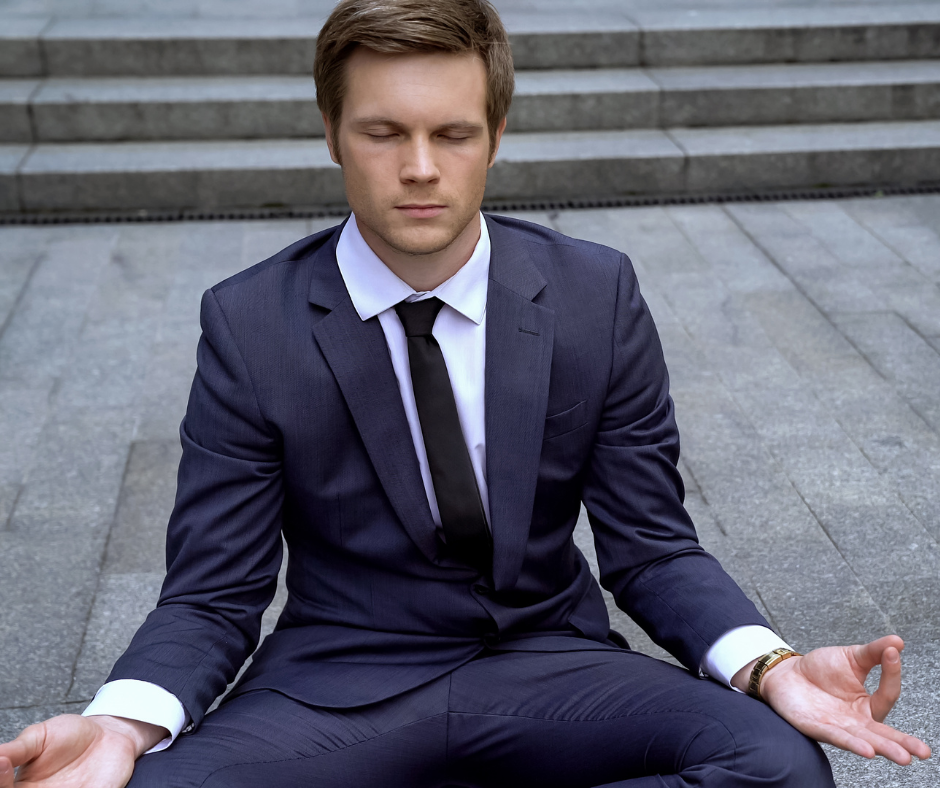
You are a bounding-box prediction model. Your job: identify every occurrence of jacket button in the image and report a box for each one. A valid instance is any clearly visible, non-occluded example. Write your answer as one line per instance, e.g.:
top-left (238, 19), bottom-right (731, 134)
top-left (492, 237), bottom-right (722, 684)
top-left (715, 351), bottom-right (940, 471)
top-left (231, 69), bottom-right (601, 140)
top-left (473, 584), bottom-right (490, 596)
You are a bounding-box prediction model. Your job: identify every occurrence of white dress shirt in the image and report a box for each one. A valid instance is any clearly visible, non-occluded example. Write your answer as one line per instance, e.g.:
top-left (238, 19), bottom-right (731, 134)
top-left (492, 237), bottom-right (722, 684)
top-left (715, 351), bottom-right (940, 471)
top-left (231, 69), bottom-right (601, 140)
top-left (83, 212), bottom-right (788, 751)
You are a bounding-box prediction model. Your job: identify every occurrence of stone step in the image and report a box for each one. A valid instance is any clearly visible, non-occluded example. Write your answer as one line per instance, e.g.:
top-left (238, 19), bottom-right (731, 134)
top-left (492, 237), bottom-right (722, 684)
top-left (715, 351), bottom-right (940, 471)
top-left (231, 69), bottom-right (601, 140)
top-left (3, 4), bottom-right (940, 77)
top-left (3, 61), bottom-right (939, 144)
top-left (3, 120), bottom-right (939, 213)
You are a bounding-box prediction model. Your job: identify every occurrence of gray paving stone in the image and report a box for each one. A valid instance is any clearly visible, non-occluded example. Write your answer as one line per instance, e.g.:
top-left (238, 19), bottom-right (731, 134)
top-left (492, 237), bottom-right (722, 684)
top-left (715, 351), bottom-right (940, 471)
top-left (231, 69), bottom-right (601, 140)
top-left (0, 80), bottom-right (38, 143)
top-left (843, 195), bottom-right (940, 283)
top-left (31, 76), bottom-right (321, 142)
top-left (832, 311), bottom-right (940, 432)
top-left (510, 69), bottom-right (659, 132)
top-left (781, 200), bottom-right (925, 288)
top-left (488, 129), bottom-right (686, 198)
top-left (723, 202), bottom-right (886, 315)
top-left (68, 572), bottom-right (165, 701)
top-left (104, 440), bottom-right (181, 576)
top-left (0, 225), bottom-right (43, 337)
top-left (134, 222), bottom-right (246, 441)
top-left (727, 289), bottom-right (940, 541)
top-left (672, 120), bottom-right (940, 193)
top-left (0, 703), bottom-right (89, 742)
top-left (0, 525), bottom-right (106, 706)
top-left (0, 386), bottom-right (51, 489)
top-left (240, 218), bottom-right (315, 270)
top-left (720, 377), bottom-right (940, 639)
top-left (652, 60), bottom-right (940, 128)
top-left (0, 227), bottom-right (116, 388)
top-left (41, 17), bottom-right (322, 76)
top-left (0, 145), bottom-right (29, 212)
top-left (18, 139), bottom-right (344, 211)
top-left (878, 283), bottom-right (940, 340)
top-left (0, 483), bottom-right (19, 531)
top-left (634, 4), bottom-right (940, 65)
top-left (11, 406), bottom-right (135, 532)
top-left (52, 226), bottom-right (181, 412)
top-left (0, 17), bottom-right (48, 77)
top-left (673, 374), bottom-right (894, 649)
top-left (507, 24), bottom-right (640, 70)
top-left (665, 204), bottom-right (792, 294)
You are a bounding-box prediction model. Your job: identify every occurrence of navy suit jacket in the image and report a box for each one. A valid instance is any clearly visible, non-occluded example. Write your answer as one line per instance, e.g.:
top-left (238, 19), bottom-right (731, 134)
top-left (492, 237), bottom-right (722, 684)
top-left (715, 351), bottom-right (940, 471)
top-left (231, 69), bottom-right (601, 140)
top-left (109, 215), bottom-right (770, 729)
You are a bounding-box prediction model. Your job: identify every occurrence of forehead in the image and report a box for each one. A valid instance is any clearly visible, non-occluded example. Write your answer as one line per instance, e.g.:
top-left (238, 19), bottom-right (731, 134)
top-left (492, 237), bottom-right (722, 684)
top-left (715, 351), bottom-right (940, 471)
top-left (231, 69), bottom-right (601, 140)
top-left (342, 47), bottom-right (488, 121)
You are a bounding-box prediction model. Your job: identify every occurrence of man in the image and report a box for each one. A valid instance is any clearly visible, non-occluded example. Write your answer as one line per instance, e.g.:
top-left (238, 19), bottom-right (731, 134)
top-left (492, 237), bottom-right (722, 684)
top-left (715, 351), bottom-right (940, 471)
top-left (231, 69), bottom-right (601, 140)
top-left (0, 1), bottom-right (931, 785)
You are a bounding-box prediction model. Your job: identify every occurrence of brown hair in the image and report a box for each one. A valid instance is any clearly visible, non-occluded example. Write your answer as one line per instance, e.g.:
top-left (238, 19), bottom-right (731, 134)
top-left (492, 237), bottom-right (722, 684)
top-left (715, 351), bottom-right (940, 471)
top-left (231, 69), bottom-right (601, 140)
top-left (314, 0), bottom-right (514, 157)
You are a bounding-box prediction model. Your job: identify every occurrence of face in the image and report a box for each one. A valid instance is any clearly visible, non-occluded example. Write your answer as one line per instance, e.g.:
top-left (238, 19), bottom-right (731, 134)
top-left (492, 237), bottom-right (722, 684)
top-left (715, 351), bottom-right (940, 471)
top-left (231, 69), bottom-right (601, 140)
top-left (324, 47), bottom-right (506, 278)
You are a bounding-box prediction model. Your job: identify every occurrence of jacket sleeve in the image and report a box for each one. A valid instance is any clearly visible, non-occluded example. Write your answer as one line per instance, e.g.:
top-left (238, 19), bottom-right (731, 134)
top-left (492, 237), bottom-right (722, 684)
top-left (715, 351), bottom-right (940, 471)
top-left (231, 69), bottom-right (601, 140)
top-left (106, 287), bottom-right (284, 728)
top-left (582, 254), bottom-right (770, 672)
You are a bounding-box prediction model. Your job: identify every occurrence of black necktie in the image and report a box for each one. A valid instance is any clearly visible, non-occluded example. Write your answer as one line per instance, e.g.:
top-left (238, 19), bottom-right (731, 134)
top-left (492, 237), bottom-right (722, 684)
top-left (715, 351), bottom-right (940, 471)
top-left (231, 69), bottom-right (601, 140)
top-left (395, 297), bottom-right (492, 573)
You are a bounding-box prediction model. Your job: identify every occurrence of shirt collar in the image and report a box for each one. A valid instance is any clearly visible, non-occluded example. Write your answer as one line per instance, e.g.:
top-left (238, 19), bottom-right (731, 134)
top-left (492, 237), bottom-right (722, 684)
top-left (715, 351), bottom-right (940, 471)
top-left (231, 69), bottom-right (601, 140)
top-left (336, 212), bottom-right (490, 325)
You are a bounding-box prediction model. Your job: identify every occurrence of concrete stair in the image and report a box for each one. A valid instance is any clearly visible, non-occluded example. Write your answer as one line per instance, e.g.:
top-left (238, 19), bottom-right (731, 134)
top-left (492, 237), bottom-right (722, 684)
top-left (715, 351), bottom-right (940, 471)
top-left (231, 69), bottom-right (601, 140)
top-left (2, 3), bottom-right (940, 213)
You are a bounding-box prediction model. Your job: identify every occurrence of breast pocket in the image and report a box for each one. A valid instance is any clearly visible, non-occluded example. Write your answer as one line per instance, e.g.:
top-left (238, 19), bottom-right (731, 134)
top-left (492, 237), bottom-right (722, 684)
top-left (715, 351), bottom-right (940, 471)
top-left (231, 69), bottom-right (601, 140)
top-left (543, 400), bottom-right (588, 441)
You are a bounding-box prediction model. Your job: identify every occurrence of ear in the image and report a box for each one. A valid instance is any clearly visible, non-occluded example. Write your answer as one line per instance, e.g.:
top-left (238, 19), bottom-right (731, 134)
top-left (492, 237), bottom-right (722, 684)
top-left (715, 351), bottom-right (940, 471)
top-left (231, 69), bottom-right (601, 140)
top-left (487, 117), bottom-right (508, 168)
top-left (322, 113), bottom-right (341, 165)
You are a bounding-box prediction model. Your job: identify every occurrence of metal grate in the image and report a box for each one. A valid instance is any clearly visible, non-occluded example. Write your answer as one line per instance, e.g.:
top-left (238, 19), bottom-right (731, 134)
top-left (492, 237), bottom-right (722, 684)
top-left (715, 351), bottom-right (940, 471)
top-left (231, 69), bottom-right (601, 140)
top-left (2, 182), bottom-right (939, 226)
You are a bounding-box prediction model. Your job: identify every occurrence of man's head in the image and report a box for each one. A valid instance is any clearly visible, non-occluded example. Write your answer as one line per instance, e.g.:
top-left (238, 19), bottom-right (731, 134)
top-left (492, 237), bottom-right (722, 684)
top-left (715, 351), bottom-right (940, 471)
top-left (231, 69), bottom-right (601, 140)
top-left (313, 0), bottom-right (514, 279)
top-left (315, 0), bottom-right (513, 161)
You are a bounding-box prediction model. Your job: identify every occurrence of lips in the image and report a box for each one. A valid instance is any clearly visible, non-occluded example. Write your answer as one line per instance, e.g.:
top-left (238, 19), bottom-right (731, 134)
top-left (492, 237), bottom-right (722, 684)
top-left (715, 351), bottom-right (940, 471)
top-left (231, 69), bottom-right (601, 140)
top-left (396, 205), bottom-right (446, 219)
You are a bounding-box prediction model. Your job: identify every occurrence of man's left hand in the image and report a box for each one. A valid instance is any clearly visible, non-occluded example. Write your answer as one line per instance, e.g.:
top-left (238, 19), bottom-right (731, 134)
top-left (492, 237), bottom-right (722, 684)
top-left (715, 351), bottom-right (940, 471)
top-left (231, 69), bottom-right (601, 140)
top-left (734, 635), bottom-right (931, 765)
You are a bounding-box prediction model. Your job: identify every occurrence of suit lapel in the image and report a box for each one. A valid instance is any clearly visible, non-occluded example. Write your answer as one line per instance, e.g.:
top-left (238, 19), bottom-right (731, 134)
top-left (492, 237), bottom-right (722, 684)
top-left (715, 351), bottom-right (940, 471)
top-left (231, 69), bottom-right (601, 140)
top-left (309, 231), bottom-right (441, 564)
top-left (484, 217), bottom-right (555, 591)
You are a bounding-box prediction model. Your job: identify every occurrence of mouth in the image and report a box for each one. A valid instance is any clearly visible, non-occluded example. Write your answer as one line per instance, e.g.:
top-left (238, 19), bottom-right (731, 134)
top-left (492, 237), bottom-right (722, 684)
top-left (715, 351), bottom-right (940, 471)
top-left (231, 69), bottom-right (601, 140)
top-left (396, 204), bottom-right (446, 219)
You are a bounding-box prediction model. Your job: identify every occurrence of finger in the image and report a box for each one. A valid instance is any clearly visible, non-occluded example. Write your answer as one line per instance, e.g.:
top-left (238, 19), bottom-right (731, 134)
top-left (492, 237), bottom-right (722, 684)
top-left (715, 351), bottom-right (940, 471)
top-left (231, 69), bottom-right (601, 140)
top-left (811, 723), bottom-right (877, 760)
top-left (0, 724), bottom-right (45, 768)
top-left (870, 646), bottom-right (902, 722)
top-left (853, 725), bottom-right (926, 766)
top-left (0, 756), bottom-right (15, 788)
top-left (854, 635), bottom-right (905, 673)
top-left (864, 719), bottom-right (933, 762)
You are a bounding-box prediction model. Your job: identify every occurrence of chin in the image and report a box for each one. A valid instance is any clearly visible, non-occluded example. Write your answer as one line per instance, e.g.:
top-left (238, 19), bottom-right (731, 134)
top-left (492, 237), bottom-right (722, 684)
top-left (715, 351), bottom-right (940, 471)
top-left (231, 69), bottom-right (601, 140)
top-left (386, 225), bottom-right (456, 256)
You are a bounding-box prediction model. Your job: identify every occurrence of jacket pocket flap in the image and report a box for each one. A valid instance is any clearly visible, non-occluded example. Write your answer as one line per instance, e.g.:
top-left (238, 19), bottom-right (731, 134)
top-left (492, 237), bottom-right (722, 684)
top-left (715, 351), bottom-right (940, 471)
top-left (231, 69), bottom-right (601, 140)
top-left (543, 400), bottom-right (587, 441)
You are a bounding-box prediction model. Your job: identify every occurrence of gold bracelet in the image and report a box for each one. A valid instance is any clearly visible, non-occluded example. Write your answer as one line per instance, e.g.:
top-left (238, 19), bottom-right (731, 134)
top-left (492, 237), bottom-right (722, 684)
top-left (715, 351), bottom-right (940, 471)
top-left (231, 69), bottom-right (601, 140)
top-left (747, 648), bottom-right (802, 702)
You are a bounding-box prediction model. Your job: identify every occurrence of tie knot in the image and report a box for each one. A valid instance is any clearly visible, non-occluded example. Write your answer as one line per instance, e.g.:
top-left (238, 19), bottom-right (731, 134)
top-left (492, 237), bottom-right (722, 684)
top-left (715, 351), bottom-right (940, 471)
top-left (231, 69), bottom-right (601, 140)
top-left (395, 297), bottom-right (445, 338)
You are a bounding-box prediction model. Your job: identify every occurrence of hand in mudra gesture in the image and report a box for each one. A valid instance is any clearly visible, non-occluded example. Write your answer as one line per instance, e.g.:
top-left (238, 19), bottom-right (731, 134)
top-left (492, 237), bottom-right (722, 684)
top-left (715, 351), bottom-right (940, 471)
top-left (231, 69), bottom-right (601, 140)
top-left (756, 635), bottom-right (932, 765)
top-left (0, 714), bottom-right (164, 788)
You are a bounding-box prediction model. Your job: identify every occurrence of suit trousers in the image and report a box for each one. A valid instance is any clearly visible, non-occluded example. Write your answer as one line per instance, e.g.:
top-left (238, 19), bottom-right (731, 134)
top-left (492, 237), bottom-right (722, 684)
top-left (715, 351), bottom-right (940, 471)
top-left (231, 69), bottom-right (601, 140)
top-left (127, 648), bottom-right (835, 788)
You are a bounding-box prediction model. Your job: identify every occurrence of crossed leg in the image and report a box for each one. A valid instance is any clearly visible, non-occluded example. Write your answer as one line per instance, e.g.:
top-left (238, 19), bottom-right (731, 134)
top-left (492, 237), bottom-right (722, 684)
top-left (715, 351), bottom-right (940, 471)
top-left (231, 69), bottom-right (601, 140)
top-left (128, 648), bottom-right (834, 788)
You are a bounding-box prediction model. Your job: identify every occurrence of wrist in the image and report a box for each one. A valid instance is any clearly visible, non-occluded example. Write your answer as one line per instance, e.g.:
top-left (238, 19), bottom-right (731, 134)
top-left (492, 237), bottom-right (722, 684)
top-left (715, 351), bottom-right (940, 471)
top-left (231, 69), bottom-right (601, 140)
top-left (757, 654), bottom-right (801, 705)
top-left (92, 715), bottom-right (168, 758)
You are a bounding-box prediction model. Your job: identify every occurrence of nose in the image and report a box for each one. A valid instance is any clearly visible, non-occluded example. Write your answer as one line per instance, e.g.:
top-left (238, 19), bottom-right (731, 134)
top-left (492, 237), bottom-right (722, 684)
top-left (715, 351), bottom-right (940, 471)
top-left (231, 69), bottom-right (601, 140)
top-left (399, 138), bottom-right (440, 185)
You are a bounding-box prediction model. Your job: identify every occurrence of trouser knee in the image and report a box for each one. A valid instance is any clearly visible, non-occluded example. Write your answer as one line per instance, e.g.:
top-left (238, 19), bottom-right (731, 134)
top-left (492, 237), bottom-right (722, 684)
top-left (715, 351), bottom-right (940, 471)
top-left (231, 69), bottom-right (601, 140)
top-left (727, 711), bottom-right (835, 787)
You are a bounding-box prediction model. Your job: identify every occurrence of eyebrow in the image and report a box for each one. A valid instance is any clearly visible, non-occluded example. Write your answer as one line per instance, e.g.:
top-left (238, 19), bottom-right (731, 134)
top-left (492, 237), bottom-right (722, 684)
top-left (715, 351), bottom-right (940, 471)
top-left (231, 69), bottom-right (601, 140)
top-left (350, 117), bottom-right (484, 133)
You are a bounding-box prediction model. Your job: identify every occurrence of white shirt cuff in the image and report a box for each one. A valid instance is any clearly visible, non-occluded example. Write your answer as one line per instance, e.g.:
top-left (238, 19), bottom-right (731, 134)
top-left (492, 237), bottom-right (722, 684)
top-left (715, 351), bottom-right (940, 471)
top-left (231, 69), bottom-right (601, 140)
top-left (700, 625), bottom-right (791, 691)
top-left (82, 679), bottom-right (189, 754)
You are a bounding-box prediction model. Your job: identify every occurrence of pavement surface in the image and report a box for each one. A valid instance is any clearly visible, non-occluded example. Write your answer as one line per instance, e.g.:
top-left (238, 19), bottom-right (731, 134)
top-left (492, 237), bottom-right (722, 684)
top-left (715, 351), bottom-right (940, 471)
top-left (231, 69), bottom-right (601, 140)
top-left (0, 194), bottom-right (938, 785)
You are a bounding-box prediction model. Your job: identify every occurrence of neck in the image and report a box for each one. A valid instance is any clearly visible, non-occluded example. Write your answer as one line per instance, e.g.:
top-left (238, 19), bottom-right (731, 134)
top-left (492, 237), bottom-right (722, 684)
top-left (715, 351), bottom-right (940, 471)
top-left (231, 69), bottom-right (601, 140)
top-left (357, 213), bottom-right (481, 292)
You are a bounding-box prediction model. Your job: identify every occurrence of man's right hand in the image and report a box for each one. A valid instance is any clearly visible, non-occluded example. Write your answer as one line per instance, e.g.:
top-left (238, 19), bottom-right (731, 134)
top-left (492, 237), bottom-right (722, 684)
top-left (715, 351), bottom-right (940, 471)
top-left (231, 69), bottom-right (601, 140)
top-left (0, 714), bottom-right (167, 788)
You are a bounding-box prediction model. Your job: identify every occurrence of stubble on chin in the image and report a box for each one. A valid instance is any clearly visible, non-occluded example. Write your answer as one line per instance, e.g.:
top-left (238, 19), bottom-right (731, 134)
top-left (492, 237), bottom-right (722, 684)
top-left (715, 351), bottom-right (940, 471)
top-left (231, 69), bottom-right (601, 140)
top-left (362, 200), bottom-right (481, 259)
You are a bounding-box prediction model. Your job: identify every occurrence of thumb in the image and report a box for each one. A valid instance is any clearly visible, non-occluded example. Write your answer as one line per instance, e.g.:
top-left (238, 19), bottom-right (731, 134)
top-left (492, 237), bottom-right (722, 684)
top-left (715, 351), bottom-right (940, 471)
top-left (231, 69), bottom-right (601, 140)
top-left (0, 723), bottom-right (46, 770)
top-left (870, 646), bottom-right (902, 723)
top-left (0, 756), bottom-right (15, 788)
